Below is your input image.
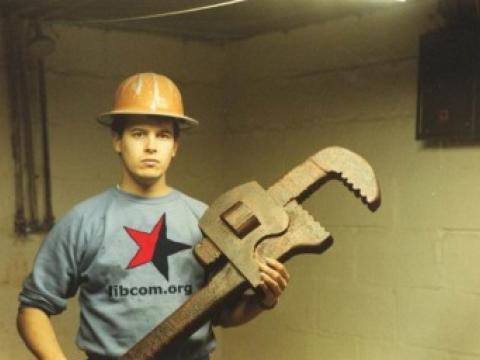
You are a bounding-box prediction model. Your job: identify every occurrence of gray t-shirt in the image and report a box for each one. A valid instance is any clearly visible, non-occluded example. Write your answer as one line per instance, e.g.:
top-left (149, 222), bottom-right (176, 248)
top-left (19, 187), bottom-right (215, 359)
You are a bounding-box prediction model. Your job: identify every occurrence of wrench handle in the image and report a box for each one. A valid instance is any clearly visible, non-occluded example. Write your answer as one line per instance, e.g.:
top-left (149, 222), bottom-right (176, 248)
top-left (120, 263), bottom-right (247, 360)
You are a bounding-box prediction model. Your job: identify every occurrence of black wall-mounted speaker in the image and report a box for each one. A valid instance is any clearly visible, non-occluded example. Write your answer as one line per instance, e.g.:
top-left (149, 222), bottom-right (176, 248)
top-left (416, 25), bottom-right (480, 139)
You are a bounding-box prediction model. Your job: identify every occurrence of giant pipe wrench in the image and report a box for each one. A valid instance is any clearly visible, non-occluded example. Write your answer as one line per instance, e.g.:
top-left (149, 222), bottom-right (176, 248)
top-left (122, 146), bottom-right (381, 360)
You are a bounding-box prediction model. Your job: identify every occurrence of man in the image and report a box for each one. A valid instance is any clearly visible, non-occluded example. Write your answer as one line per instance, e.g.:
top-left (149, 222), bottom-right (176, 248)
top-left (17, 73), bottom-right (289, 360)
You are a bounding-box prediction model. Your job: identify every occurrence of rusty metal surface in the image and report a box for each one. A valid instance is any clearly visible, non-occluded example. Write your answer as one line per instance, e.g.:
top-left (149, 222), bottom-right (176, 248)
top-left (121, 146), bottom-right (381, 360)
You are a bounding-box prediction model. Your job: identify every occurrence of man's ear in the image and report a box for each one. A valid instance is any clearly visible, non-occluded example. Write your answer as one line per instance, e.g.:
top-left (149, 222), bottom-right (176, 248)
top-left (112, 131), bottom-right (122, 154)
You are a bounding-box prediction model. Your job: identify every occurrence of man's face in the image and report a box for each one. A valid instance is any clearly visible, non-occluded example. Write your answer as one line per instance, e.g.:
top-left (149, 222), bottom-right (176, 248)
top-left (112, 117), bottom-right (178, 187)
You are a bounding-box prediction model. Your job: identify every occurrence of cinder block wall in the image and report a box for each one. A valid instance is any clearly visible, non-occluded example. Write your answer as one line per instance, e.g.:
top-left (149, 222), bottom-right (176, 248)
top-left (0, 25), bottom-right (227, 359)
top-left (217, 1), bottom-right (480, 359)
top-left (3, 1), bottom-right (480, 359)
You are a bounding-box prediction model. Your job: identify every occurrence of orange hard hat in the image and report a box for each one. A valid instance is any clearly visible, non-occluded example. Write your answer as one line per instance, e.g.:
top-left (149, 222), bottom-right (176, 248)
top-left (97, 72), bottom-right (198, 129)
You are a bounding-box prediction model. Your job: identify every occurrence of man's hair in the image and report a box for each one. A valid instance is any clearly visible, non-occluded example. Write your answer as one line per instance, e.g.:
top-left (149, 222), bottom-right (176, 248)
top-left (111, 116), bottom-right (180, 139)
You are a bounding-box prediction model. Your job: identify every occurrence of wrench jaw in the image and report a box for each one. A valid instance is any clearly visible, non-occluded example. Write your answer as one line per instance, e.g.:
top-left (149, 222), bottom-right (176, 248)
top-left (311, 146), bottom-right (381, 210)
top-left (195, 146), bottom-right (381, 282)
top-left (255, 201), bottom-right (333, 262)
top-left (296, 170), bottom-right (381, 213)
top-left (268, 147), bottom-right (381, 212)
top-left (195, 200), bottom-right (333, 283)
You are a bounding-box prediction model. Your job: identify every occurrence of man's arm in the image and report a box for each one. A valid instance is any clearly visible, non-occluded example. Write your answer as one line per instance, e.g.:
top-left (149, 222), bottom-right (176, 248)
top-left (17, 307), bottom-right (67, 360)
top-left (214, 257), bottom-right (290, 327)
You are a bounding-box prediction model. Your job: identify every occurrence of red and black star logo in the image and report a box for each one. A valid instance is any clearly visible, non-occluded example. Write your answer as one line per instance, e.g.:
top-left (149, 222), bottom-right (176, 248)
top-left (124, 214), bottom-right (191, 280)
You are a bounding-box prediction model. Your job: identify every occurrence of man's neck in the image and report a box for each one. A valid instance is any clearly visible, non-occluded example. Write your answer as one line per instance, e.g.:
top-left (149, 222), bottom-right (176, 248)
top-left (118, 177), bottom-right (172, 198)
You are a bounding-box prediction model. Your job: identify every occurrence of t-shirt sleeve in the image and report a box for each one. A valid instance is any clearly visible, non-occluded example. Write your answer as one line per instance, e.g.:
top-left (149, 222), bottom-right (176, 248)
top-left (18, 209), bottom-right (83, 315)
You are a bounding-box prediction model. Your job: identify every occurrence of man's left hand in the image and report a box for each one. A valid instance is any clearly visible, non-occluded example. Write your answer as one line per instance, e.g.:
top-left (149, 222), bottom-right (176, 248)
top-left (258, 257), bottom-right (290, 309)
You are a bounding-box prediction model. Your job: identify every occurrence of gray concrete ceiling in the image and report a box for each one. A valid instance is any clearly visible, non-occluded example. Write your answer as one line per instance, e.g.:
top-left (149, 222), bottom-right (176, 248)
top-left (1, 0), bottom-right (432, 42)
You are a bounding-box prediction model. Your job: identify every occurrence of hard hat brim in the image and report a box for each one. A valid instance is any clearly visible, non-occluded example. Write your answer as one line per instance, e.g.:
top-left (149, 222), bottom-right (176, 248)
top-left (96, 111), bottom-right (199, 129)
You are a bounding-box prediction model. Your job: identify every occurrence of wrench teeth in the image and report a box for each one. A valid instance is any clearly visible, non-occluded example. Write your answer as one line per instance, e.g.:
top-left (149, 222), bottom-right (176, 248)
top-left (340, 171), bottom-right (368, 199)
top-left (337, 169), bottom-right (381, 210)
top-left (285, 202), bottom-right (330, 243)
